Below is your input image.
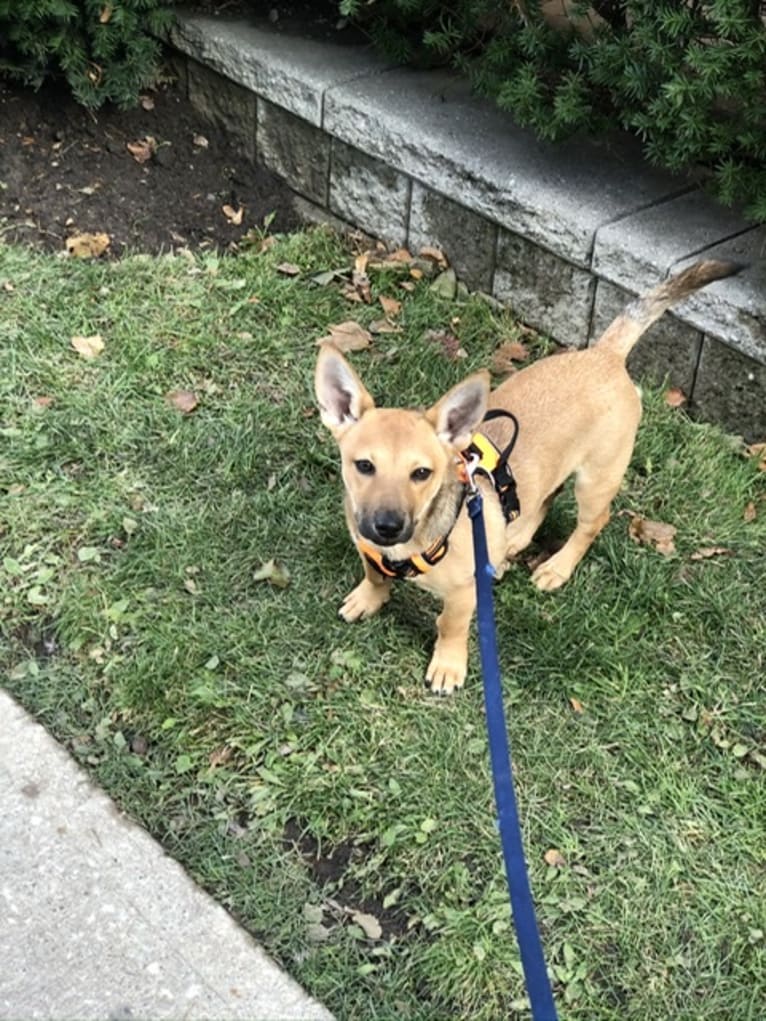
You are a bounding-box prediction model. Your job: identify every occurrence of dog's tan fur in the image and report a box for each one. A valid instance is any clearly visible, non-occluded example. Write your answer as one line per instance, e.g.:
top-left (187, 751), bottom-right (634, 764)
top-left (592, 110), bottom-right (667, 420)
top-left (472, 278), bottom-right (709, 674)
top-left (315, 260), bottom-right (741, 693)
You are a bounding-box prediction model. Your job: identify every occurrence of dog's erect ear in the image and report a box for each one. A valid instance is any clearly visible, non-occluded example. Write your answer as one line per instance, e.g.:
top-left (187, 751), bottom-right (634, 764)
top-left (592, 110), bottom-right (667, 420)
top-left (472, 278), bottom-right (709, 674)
top-left (315, 342), bottom-right (375, 436)
top-left (426, 371), bottom-right (490, 450)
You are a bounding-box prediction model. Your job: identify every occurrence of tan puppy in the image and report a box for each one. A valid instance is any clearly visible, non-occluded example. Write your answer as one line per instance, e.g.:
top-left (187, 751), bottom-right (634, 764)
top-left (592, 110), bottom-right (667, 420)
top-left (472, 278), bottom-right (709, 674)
top-left (315, 260), bottom-right (740, 694)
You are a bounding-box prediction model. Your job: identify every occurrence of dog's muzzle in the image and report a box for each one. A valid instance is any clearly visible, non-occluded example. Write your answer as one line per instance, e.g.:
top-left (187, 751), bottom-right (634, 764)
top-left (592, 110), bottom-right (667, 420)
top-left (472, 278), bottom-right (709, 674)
top-left (359, 509), bottom-right (413, 546)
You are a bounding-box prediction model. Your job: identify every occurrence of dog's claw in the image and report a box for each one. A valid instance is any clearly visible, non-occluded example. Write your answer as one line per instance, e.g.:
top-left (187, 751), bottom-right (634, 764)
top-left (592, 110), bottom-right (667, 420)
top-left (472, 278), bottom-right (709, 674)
top-left (425, 658), bottom-right (466, 696)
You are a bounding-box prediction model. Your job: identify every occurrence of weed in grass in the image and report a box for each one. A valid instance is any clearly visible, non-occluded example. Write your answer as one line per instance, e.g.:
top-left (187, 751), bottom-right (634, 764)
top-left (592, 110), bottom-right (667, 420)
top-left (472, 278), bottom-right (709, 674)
top-left (2, 232), bottom-right (765, 1020)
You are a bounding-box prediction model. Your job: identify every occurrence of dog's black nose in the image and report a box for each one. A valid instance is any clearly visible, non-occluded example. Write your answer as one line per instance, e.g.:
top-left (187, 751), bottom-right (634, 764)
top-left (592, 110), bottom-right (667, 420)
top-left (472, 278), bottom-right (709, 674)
top-left (372, 510), bottom-right (406, 543)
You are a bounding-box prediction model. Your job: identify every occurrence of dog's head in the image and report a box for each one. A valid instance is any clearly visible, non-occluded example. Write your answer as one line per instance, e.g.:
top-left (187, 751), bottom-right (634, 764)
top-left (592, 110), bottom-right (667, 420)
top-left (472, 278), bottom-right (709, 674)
top-left (315, 343), bottom-right (489, 548)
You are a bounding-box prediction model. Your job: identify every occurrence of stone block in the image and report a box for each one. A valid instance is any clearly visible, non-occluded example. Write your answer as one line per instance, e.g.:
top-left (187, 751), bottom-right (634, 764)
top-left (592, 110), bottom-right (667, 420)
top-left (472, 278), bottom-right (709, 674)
top-left (170, 14), bottom-right (390, 126)
top-left (408, 184), bottom-right (497, 292)
top-left (325, 68), bottom-right (682, 267)
top-left (590, 278), bottom-right (703, 392)
top-left (329, 141), bottom-right (410, 245)
top-left (593, 193), bottom-right (764, 362)
top-left (187, 59), bottom-right (256, 162)
top-left (691, 337), bottom-right (766, 442)
top-left (674, 228), bottom-right (766, 364)
top-left (494, 230), bottom-right (595, 343)
top-left (257, 101), bottom-right (330, 205)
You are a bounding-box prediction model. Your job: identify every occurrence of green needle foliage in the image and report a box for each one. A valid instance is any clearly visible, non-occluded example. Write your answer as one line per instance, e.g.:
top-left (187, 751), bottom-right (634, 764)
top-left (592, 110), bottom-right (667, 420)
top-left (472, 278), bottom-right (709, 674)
top-left (343, 0), bottom-right (766, 222)
top-left (0, 0), bottom-right (175, 107)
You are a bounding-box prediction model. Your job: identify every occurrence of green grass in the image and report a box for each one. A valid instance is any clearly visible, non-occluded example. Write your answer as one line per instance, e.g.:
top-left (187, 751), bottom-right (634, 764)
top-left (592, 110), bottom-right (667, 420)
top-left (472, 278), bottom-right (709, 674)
top-left (2, 231), bottom-right (765, 1020)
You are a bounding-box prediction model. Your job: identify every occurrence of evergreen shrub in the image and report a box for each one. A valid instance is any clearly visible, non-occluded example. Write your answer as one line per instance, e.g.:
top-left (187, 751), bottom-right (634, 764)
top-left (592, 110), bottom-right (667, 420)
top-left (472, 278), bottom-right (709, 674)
top-left (0, 0), bottom-right (176, 108)
top-left (341, 0), bottom-right (766, 221)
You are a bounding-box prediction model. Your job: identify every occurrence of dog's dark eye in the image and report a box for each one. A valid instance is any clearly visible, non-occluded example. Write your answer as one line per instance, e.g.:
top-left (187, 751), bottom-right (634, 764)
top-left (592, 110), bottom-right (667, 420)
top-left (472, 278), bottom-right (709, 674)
top-left (411, 467), bottom-right (432, 482)
top-left (354, 459), bottom-right (375, 476)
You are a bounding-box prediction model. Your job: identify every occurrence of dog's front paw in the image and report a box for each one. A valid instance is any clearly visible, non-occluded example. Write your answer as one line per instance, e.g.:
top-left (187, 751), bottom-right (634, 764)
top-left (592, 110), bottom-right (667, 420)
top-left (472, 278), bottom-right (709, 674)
top-left (339, 579), bottom-right (391, 622)
top-left (426, 653), bottom-right (467, 696)
top-left (531, 553), bottom-right (571, 591)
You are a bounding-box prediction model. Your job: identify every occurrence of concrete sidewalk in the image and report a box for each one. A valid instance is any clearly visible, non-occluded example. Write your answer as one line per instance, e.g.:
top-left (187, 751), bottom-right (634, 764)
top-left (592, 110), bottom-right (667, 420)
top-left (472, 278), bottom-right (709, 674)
top-left (0, 691), bottom-right (332, 1021)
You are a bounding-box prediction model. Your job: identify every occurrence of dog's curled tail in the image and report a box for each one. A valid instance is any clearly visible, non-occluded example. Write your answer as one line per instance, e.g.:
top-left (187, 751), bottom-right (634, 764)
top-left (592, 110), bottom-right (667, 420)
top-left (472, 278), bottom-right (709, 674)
top-left (595, 259), bottom-right (744, 360)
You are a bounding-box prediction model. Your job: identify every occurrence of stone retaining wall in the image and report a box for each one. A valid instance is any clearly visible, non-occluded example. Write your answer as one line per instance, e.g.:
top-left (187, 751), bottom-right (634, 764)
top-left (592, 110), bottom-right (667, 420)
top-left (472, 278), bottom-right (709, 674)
top-left (167, 12), bottom-right (765, 440)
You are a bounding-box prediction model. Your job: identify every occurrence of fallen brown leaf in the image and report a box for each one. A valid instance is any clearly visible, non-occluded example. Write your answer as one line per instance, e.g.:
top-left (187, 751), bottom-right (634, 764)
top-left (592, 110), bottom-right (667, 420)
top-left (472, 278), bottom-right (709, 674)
top-left (419, 245), bottom-right (449, 269)
top-left (664, 387), bottom-right (687, 408)
top-left (425, 329), bottom-right (466, 361)
top-left (351, 910), bottom-right (382, 941)
top-left (369, 318), bottom-right (402, 335)
top-left (544, 848), bottom-right (566, 868)
top-left (277, 262), bottom-right (301, 277)
top-left (65, 232), bottom-right (110, 259)
top-left (99, 3), bottom-right (112, 23)
top-left (33, 396), bottom-right (54, 408)
top-left (126, 136), bottom-right (156, 164)
top-left (379, 295), bottom-right (402, 317)
top-left (71, 334), bottom-right (104, 360)
top-left (627, 514), bottom-right (677, 556)
top-left (399, 280), bottom-right (416, 293)
top-left (253, 558), bottom-right (291, 588)
top-left (745, 441), bottom-right (766, 471)
top-left (490, 340), bottom-right (528, 376)
top-left (222, 203), bottom-right (244, 226)
top-left (315, 321), bottom-right (373, 353)
top-left (385, 247), bottom-right (412, 264)
top-left (166, 389), bottom-right (199, 414)
top-left (743, 501), bottom-right (757, 523)
top-left (569, 696), bottom-right (585, 715)
top-left (689, 546), bottom-right (733, 561)
top-left (208, 746), bottom-right (234, 768)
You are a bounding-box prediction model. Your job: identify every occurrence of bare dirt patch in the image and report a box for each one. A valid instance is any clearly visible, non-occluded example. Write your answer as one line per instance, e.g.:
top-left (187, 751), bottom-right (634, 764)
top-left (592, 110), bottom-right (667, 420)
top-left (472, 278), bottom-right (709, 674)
top-left (0, 77), bottom-right (299, 256)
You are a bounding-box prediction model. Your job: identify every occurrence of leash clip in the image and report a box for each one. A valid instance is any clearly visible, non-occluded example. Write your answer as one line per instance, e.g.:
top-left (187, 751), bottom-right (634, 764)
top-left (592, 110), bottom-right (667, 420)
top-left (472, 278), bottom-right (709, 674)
top-left (463, 451), bottom-right (481, 495)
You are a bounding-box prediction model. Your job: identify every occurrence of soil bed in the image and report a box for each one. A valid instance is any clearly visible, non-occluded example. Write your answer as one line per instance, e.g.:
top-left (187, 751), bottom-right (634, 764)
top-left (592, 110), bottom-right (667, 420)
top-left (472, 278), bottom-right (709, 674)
top-left (0, 77), bottom-right (299, 257)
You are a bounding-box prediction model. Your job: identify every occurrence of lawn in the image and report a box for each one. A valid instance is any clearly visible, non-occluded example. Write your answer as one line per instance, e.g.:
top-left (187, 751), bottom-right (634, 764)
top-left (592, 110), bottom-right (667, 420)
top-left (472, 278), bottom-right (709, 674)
top-left (1, 230), bottom-right (765, 1020)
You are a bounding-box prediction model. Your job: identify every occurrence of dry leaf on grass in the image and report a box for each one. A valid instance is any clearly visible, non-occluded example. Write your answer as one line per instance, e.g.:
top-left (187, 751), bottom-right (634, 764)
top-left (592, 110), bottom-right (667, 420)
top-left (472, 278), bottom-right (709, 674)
top-left (222, 203), bottom-right (244, 226)
top-left (379, 295), bottom-right (402, 317)
top-left (690, 546), bottom-right (733, 561)
top-left (208, 746), bottom-right (233, 768)
top-left (126, 136), bottom-right (156, 163)
top-left (664, 387), bottom-right (687, 408)
top-left (166, 389), bottom-right (199, 414)
top-left (745, 441), bottom-right (766, 471)
top-left (315, 321), bottom-right (373, 353)
top-left (33, 396), bottom-right (54, 407)
top-left (544, 848), bottom-right (566, 868)
top-left (743, 501), bottom-right (757, 523)
top-left (139, 93), bottom-right (155, 111)
top-left (276, 262), bottom-right (301, 277)
top-left (71, 334), bottom-right (104, 360)
top-left (351, 910), bottom-right (383, 941)
top-left (65, 232), bottom-right (110, 259)
top-left (425, 329), bottom-right (466, 361)
top-left (385, 247), bottom-right (412, 264)
top-left (253, 558), bottom-right (291, 588)
top-left (419, 245), bottom-right (449, 269)
top-left (627, 514), bottom-right (677, 555)
top-left (99, 4), bottom-right (112, 23)
top-left (369, 318), bottom-right (402, 335)
top-left (569, 696), bottom-right (585, 715)
top-left (490, 340), bottom-right (529, 375)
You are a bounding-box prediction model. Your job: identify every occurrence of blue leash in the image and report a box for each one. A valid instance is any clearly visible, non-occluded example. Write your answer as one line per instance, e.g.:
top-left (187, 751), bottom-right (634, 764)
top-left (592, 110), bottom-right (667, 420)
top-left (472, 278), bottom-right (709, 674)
top-left (467, 485), bottom-right (558, 1021)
